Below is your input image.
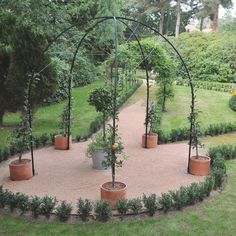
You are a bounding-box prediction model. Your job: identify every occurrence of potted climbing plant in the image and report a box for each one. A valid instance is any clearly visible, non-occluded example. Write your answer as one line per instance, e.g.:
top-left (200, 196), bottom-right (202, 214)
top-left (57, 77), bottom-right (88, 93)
top-left (87, 87), bottom-right (112, 169)
top-left (188, 109), bottom-right (210, 176)
top-left (54, 105), bottom-right (72, 150)
top-left (100, 125), bottom-right (127, 209)
top-left (142, 103), bottom-right (158, 148)
top-left (87, 132), bottom-right (109, 170)
top-left (9, 109), bottom-right (33, 181)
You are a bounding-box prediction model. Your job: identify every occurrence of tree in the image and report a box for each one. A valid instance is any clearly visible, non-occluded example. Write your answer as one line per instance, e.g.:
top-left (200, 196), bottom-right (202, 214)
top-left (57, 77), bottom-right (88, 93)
top-left (6, 25), bottom-right (57, 113)
top-left (0, 11), bottom-right (15, 126)
top-left (96, 0), bottom-right (124, 53)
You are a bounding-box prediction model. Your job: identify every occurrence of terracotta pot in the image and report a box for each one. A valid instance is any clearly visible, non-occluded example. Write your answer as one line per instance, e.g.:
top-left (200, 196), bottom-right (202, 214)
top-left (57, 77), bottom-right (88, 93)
top-left (142, 133), bottom-right (158, 148)
top-left (101, 181), bottom-right (127, 209)
top-left (9, 159), bottom-right (32, 181)
top-left (189, 155), bottom-right (211, 176)
top-left (54, 135), bottom-right (72, 150)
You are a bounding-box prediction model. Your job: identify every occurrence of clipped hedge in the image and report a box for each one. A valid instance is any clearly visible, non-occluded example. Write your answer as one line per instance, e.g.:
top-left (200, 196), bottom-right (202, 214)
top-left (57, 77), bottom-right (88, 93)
top-left (158, 122), bottom-right (236, 144)
top-left (176, 79), bottom-right (233, 93)
top-left (0, 144), bottom-right (231, 223)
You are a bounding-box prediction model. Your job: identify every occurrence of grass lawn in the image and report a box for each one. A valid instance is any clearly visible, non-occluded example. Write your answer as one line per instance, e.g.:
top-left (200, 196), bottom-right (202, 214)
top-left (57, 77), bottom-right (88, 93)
top-left (0, 80), bottom-right (104, 149)
top-left (162, 86), bottom-right (236, 132)
top-left (1, 159), bottom-right (236, 235)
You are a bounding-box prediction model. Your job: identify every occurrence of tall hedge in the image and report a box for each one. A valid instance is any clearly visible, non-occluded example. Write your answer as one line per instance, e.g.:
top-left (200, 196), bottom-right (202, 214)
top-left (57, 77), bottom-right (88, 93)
top-left (175, 32), bottom-right (236, 83)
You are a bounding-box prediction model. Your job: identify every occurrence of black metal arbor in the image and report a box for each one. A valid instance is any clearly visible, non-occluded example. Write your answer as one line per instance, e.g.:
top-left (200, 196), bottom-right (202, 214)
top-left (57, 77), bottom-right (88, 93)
top-left (28, 16), bottom-right (196, 176)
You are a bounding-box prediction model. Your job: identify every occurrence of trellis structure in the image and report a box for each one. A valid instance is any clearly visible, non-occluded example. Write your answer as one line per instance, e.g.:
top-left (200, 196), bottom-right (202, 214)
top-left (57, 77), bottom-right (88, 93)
top-left (27, 16), bottom-right (196, 176)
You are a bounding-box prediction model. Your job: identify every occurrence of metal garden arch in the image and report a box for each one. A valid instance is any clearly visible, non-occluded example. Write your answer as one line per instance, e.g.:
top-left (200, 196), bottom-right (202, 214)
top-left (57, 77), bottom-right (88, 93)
top-left (28, 16), bottom-right (196, 176)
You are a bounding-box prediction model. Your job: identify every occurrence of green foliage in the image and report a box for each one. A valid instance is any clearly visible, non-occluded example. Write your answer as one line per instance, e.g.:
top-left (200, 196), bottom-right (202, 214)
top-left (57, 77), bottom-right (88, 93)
top-left (0, 187), bottom-right (9, 208)
top-left (208, 144), bottom-right (236, 162)
top-left (142, 194), bottom-right (158, 216)
top-left (56, 201), bottom-right (72, 222)
top-left (158, 192), bottom-right (173, 213)
top-left (6, 24), bottom-right (57, 112)
top-left (128, 198), bottom-right (142, 215)
top-left (87, 132), bottom-right (107, 157)
top-left (186, 183), bottom-right (200, 205)
top-left (176, 33), bottom-right (236, 83)
top-left (30, 196), bottom-right (42, 219)
top-left (116, 199), bottom-right (129, 216)
top-left (176, 79), bottom-right (233, 93)
top-left (17, 193), bottom-right (30, 215)
top-left (6, 192), bottom-right (20, 212)
top-left (170, 187), bottom-right (189, 210)
top-left (88, 87), bottom-right (113, 114)
top-left (40, 196), bottom-right (57, 219)
top-left (229, 95), bottom-right (236, 111)
top-left (77, 198), bottom-right (93, 222)
top-left (94, 200), bottom-right (112, 222)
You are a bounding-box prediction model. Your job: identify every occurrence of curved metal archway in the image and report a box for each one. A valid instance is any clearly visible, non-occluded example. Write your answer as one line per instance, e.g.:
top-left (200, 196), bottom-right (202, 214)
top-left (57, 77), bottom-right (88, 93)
top-left (29, 16), bottom-right (195, 175)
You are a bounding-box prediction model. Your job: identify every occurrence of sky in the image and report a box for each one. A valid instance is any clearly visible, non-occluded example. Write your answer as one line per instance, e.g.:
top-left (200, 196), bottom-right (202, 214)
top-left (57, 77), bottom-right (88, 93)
top-left (219, 0), bottom-right (236, 18)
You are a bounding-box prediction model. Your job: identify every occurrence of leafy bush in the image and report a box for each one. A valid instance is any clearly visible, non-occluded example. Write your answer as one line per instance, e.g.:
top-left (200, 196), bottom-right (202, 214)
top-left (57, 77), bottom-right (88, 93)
top-left (208, 145), bottom-right (236, 162)
top-left (94, 200), bottom-right (112, 222)
top-left (77, 198), bottom-right (93, 222)
top-left (40, 196), bottom-right (57, 219)
top-left (6, 192), bottom-right (20, 212)
top-left (17, 193), bottom-right (30, 215)
top-left (116, 199), bottom-right (129, 216)
top-left (229, 96), bottom-right (236, 112)
top-left (0, 187), bottom-right (10, 208)
top-left (128, 198), bottom-right (143, 215)
top-left (30, 196), bottom-right (42, 218)
top-left (56, 201), bottom-right (72, 222)
top-left (170, 187), bottom-right (189, 210)
top-left (158, 192), bottom-right (173, 213)
top-left (176, 33), bottom-right (236, 83)
top-left (186, 183), bottom-right (200, 205)
top-left (143, 194), bottom-right (158, 216)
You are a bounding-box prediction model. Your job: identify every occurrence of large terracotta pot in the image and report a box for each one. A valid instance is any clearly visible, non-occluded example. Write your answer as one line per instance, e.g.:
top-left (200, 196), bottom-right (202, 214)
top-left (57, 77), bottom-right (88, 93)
top-left (101, 181), bottom-right (127, 209)
top-left (189, 155), bottom-right (211, 176)
top-left (142, 133), bottom-right (158, 148)
top-left (9, 159), bottom-right (32, 181)
top-left (54, 135), bottom-right (72, 150)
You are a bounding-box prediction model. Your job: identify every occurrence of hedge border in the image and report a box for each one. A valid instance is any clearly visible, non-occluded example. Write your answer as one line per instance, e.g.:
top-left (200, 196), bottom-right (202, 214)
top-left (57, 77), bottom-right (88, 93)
top-left (0, 144), bottom-right (234, 223)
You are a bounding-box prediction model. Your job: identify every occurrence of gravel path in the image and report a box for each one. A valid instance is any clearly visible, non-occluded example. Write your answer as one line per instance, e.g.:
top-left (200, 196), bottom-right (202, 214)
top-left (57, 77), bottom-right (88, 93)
top-left (0, 87), bottom-right (204, 210)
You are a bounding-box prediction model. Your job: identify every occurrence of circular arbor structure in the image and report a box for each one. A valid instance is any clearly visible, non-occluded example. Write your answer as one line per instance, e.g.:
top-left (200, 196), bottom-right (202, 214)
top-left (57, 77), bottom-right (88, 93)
top-left (27, 16), bottom-right (196, 175)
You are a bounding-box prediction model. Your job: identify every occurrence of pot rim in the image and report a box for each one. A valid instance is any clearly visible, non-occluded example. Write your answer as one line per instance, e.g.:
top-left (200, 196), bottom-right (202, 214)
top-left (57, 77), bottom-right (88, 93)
top-left (142, 133), bottom-right (158, 137)
top-left (9, 158), bottom-right (32, 166)
top-left (190, 155), bottom-right (211, 162)
top-left (101, 181), bottom-right (127, 192)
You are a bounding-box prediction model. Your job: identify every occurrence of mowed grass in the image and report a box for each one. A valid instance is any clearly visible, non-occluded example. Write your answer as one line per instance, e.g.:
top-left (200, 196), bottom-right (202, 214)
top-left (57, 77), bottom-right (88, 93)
top-left (0, 80), bottom-right (104, 148)
top-left (162, 86), bottom-right (236, 132)
top-left (1, 160), bottom-right (236, 235)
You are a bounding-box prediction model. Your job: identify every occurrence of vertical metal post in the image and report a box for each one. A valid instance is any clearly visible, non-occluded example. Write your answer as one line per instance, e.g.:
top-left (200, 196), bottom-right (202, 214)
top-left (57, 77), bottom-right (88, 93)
top-left (28, 74), bottom-right (35, 176)
top-left (111, 16), bottom-right (119, 187)
top-left (67, 74), bottom-right (72, 150)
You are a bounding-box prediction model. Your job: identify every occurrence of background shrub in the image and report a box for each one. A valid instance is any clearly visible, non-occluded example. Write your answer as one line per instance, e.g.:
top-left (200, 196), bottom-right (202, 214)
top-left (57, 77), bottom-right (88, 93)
top-left (128, 198), bottom-right (143, 215)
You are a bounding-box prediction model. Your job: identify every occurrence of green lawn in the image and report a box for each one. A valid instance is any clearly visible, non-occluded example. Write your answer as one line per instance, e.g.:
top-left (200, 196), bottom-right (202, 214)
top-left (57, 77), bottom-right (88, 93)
top-left (1, 160), bottom-right (236, 235)
top-left (162, 86), bottom-right (236, 132)
top-left (0, 80), bottom-right (104, 149)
